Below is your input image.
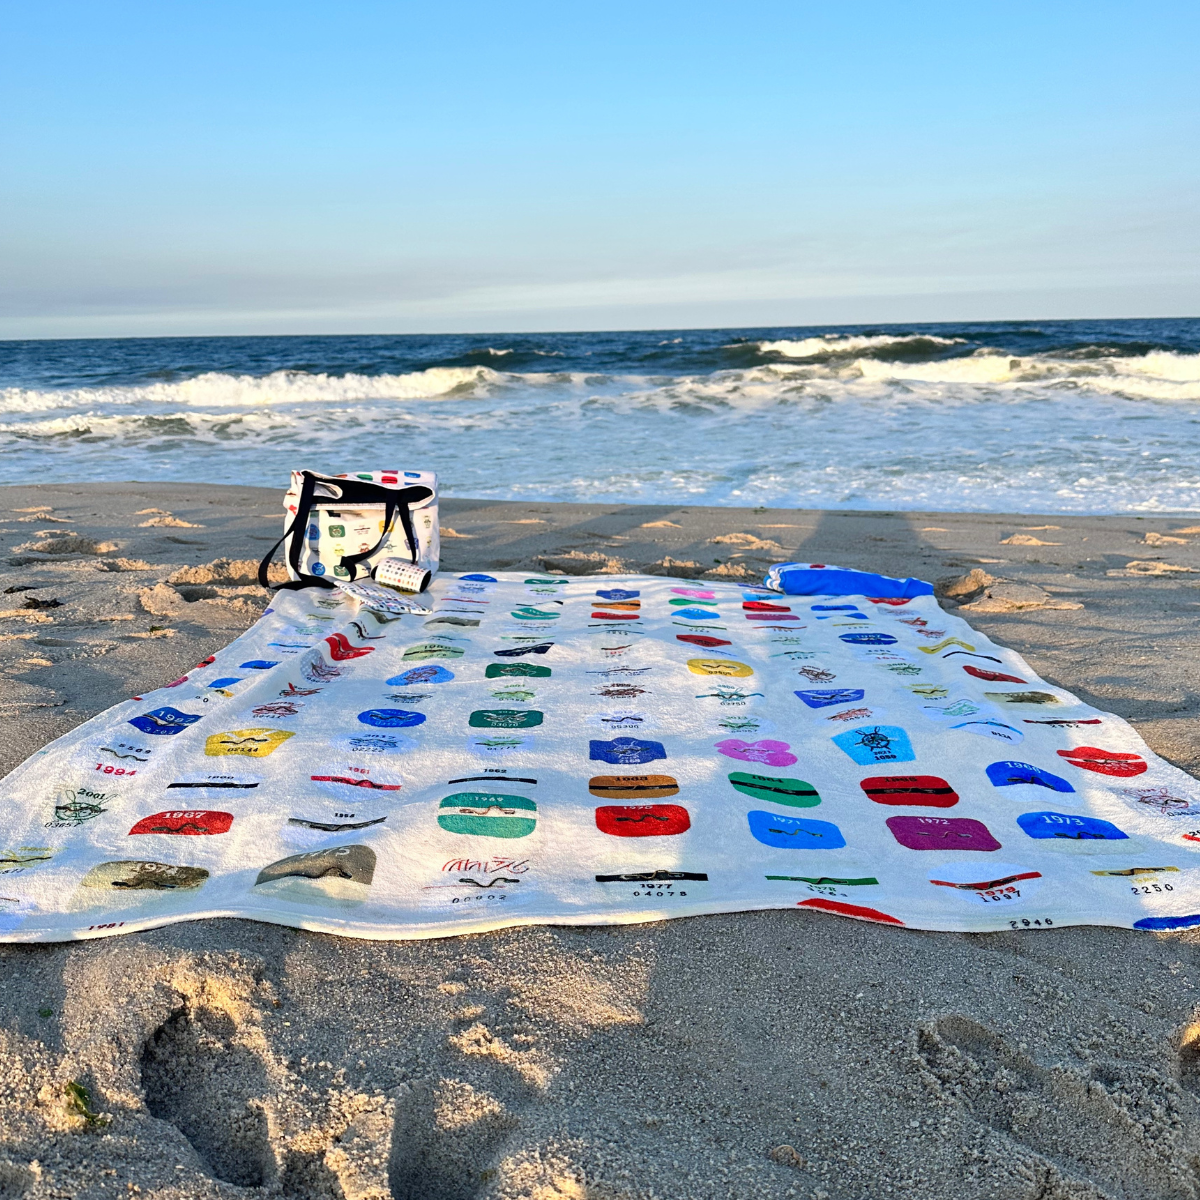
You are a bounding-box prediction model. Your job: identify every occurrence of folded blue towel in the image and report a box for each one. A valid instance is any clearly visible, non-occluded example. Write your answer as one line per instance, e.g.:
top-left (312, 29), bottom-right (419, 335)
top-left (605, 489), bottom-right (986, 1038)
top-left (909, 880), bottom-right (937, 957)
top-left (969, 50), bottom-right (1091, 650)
top-left (763, 561), bottom-right (934, 599)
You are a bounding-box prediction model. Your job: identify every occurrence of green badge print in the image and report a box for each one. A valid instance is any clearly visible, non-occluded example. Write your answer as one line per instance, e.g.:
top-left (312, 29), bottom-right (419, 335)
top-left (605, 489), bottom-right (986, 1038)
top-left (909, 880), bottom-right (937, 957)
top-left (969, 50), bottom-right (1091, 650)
top-left (437, 793), bottom-right (537, 838)
top-left (468, 710), bottom-right (544, 729)
top-left (403, 642), bottom-right (466, 661)
top-left (727, 772), bottom-right (821, 807)
top-left (511, 606), bottom-right (561, 621)
top-left (485, 662), bottom-right (552, 679)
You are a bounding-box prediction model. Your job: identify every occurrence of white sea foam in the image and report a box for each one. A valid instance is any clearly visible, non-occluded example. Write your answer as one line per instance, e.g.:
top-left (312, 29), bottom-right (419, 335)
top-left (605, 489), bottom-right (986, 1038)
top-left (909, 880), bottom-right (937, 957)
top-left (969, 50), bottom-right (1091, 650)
top-left (3, 346), bottom-right (1200, 514)
top-left (754, 333), bottom-right (965, 358)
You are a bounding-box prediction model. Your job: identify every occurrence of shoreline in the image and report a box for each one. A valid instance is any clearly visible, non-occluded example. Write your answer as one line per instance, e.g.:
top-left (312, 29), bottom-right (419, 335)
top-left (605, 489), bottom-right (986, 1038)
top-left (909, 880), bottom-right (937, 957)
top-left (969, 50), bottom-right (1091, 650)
top-left (3, 482), bottom-right (1200, 1198)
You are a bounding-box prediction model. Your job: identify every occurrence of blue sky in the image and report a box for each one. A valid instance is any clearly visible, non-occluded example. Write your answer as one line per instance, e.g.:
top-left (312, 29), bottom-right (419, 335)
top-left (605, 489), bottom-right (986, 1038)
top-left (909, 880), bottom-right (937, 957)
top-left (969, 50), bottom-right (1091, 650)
top-left (2, 0), bottom-right (1197, 336)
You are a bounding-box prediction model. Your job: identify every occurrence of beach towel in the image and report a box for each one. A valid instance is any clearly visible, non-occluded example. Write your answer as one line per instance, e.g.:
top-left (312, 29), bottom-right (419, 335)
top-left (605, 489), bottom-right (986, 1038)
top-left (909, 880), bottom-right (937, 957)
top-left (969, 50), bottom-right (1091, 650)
top-left (4, 571), bottom-right (1199, 943)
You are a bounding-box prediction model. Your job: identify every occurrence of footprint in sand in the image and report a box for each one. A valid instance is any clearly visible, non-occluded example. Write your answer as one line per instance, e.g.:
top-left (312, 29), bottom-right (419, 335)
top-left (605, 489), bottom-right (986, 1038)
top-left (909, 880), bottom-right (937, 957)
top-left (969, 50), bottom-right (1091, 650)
top-left (917, 1013), bottom-right (1200, 1199)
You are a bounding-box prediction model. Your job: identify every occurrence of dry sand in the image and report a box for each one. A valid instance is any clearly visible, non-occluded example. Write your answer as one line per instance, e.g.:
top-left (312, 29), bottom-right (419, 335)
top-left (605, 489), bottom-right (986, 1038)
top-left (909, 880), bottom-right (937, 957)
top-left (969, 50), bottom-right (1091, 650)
top-left (3, 482), bottom-right (1200, 1200)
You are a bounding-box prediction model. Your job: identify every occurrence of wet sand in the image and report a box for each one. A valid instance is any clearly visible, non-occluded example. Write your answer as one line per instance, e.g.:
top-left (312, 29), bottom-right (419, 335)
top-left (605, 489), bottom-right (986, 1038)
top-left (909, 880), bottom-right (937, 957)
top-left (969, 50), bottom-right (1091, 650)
top-left (2, 482), bottom-right (1200, 1200)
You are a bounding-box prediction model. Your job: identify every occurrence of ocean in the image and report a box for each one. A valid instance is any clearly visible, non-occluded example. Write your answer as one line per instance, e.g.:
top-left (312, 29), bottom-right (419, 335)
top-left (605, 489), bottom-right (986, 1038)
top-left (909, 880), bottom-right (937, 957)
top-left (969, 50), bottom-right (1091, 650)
top-left (1, 319), bottom-right (1198, 514)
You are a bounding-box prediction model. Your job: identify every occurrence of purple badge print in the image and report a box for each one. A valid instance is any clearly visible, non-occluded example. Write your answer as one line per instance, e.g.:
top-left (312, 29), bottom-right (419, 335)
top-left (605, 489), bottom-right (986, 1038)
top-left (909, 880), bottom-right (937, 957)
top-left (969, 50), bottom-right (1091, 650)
top-left (715, 739), bottom-right (798, 767)
top-left (887, 816), bottom-right (1001, 852)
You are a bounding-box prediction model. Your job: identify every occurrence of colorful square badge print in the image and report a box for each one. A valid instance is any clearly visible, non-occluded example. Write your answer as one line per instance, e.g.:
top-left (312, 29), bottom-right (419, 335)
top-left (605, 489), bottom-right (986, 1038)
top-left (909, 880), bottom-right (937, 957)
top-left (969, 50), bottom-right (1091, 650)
top-left (3, 570), bottom-right (1200, 943)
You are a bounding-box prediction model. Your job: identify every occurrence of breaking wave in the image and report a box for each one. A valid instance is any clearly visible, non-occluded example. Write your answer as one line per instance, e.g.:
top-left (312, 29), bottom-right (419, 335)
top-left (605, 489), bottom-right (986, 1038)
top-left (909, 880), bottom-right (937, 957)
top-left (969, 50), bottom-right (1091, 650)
top-left (1, 321), bottom-right (1199, 513)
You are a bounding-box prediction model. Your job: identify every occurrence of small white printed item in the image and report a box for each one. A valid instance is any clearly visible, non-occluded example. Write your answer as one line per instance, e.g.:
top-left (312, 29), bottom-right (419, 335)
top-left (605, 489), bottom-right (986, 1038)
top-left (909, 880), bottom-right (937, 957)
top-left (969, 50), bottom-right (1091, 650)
top-left (372, 557), bottom-right (433, 594)
top-left (4, 571), bottom-right (1199, 944)
top-left (331, 579), bottom-right (434, 616)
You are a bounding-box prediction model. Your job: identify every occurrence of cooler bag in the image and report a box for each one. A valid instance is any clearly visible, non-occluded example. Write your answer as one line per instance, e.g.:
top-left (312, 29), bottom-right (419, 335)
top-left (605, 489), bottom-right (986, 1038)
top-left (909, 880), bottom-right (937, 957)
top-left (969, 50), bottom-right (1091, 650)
top-left (257, 469), bottom-right (439, 591)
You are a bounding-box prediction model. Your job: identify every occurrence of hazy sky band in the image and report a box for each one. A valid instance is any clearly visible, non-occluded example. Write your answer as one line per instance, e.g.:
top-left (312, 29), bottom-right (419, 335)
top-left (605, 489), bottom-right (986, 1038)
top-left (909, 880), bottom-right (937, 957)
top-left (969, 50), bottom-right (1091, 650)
top-left (2, 0), bottom-right (1198, 338)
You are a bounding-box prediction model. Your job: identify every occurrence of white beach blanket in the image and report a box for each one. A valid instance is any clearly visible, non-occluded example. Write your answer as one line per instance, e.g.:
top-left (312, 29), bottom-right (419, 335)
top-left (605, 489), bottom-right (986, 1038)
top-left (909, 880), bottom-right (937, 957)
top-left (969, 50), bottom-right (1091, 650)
top-left (4, 571), bottom-right (1200, 942)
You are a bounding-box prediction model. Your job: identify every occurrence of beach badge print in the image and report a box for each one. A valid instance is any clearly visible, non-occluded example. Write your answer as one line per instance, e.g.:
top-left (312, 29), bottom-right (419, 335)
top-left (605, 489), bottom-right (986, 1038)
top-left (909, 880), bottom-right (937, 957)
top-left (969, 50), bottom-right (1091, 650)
top-left (128, 810), bottom-right (233, 835)
top-left (747, 812), bottom-right (846, 850)
top-left (485, 662), bottom-right (551, 678)
top-left (1057, 747), bottom-right (1148, 777)
top-left (860, 776), bottom-right (959, 807)
top-left (832, 725), bottom-right (915, 765)
top-left (1016, 812), bottom-right (1128, 841)
top-left (595, 804), bottom-right (691, 837)
top-left (358, 709), bottom-right (426, 728)
top-left (469, 710), bottom-right (544, 729)
top-left (74, 860), bottom-right (210, 907)
top-left (795, 689), bottom-right (865, 709)
top-left (728, 772), bottom-right (821, 807)
top-left (986, 762), bottom-right (1074, 792)
top-left (588, 775), bottom-right (680, 798)
top-left (205, 729), bottom-right (296, 757)
top-left (687, 659), bottom-right (753, 677)
top-left (887, 816), bottom-right (1001, 852)
top-left (387, 665), bottom-right (455, 686)
top-left (927, 863), bottom-right (1043, 907)
top-left (716, 739), bottom-right (798, 767)
top-left (437, 794), bottom-right (537, 838)
top-left (128, 707), bottom-right (201, 736)
top-left (253, 845), bottom-right (377, 906)
top-left (589, 738), bottom-right (667, 765)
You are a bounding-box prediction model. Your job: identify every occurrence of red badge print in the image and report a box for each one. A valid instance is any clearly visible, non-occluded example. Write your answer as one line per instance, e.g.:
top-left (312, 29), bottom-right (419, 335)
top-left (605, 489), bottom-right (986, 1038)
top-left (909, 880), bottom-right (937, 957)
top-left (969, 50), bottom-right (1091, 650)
top-left (798, 898), bottom-right (904, 925)
top-left (595, 804), bottom-right (691, 837)
top-left (963, 665), bottom-right (1027, 683)
top-left (860, 775), bottom-right (959, 808)
top-left (676, 634), bottom-right (732, 648)
top-left (129, 810), bottom-right (233, 835)
top-left (592, 612), bottom-right (639, 620)
top-left (324, 634), bottom-right (375, 661)
top-left (1057, 746), bottom-right (1148, 778)
top-left (743, 601), bottom-right (791, 612)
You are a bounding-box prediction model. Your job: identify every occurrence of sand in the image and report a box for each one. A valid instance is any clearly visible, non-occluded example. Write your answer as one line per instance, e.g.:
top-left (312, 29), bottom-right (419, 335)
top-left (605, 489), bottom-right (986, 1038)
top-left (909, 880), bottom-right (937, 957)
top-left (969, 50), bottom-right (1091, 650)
top-left (3, 482), bottom-right (1200, 1200)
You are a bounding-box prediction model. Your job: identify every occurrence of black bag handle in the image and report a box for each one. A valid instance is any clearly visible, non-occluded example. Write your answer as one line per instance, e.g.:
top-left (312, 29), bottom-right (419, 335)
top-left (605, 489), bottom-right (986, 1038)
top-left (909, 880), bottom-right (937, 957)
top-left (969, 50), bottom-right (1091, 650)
top-left (338, 485), bottom-right (430, 580)
top-left (258, 471), bottom-right (334, 591)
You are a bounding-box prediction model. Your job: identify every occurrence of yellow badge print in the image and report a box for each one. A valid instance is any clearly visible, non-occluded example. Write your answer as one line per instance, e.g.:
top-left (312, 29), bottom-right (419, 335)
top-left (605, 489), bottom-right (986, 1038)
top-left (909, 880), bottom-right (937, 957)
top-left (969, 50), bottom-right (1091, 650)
top-left (205, 728), bottom-right (296, 757)
top-left (687, 658), bottom-right (753, 678)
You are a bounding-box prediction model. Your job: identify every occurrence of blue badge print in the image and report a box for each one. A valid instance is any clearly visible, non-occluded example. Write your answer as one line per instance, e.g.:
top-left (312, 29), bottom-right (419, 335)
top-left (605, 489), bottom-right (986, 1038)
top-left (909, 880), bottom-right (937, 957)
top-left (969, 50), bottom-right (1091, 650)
top-left (207, 677), bottom-right (242, 689)
top-left (1134, 914), bottom-right (1200, 931)
top-left (128, 707), bottom-right (202, 735)
top-left (831, 725), bottom-right (915, 765)
top-left (597, 589), bottom-right (639, 600)
top-left (1017, 811), bottom-right (1128, 841)
top-left (357, 709), bottom-right (427, 728)
top-left (839, 633), bottom-right (898, 645)
top-left (387, 665), bottom-right (455, 686)
top-left (674, 608), bottom-right (721, 620)
top-left (239, 660), bottom-right (279, 670)
top-left (812, 604), bottom-right (858, 611)
top-left (986, 762), bottom-right (1075, 792)
top-left (460, 574), bottom-right (497, 582)
top-left (951, 719), bottom-right (1023, 743)
top-left (747, 811), bottom-right (846, 850)
top-left (312, 562), bottom-right (326, 576)
top-left (795, 688), bottom-right (866, 709)
top-left (589, 738), bottom-right (668, 765)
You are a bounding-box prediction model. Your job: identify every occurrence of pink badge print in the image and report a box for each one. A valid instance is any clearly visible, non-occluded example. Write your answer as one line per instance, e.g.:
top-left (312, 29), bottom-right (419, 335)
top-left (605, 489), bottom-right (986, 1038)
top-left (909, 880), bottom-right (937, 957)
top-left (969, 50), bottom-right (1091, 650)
top-left (716, 738), bottom-right (798, 767)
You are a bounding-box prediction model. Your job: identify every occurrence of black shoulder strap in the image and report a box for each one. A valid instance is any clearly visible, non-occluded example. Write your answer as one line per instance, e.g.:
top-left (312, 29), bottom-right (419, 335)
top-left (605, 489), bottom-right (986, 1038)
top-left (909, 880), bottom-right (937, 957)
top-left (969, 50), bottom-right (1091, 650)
top-left (257, 471), bottom-right (336, 591)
